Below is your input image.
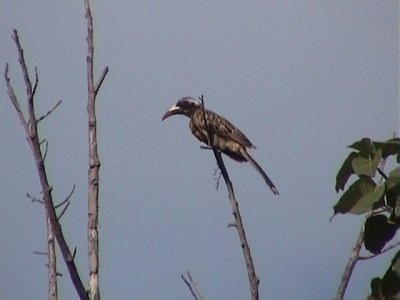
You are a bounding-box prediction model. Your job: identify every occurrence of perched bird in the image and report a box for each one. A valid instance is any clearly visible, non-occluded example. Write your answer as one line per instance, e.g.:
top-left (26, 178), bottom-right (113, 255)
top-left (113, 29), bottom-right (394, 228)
top-left (162, 97), bottom-right (279, 195)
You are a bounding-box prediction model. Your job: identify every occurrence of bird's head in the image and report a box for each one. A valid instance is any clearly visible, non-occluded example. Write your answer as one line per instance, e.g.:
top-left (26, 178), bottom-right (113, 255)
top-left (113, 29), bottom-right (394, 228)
top-left (162, 97), bottom-right (202, 121)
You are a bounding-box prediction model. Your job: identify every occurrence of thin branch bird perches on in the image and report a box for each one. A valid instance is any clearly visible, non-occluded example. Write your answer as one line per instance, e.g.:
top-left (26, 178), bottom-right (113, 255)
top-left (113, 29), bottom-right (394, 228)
top-left (199, 95), bottom-right (260, 300)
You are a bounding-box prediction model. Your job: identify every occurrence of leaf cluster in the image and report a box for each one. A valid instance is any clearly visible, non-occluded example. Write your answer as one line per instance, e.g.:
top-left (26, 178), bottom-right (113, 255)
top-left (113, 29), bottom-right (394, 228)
top-left (334, 138), bottom-right (400, 299)
top-left (334, 138), bottom-right (400, 214)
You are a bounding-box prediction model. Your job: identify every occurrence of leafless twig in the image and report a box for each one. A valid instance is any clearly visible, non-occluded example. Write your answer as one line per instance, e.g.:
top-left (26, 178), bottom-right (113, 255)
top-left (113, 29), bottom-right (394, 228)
top-left (57, 201), bottom-right (71, 220)
top-left (38, 100), bottom-right (62, 122)
top-left (33, 250), bottom-right (48, 256)
top-left (55, 185), bottom-right (76, 209)
top-left (42, 140), bottom-right (49, 161)
top-left (27, 192), bottom-right (44, 204)
top-left (55, 185), bottom-right (75, 220)
top-left (181, 271), bottom-right (205, 300)
top-left (5, 29), bottom-right (88, 300)
top-left (94, 66), bottom-right (108, 96)
top-left (32, 67), bottom-right (38, 98)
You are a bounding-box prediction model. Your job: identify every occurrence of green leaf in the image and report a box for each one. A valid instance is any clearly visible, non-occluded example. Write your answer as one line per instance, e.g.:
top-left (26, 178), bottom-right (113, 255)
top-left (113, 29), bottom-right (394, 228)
top-left (348, 138), bottom-right (374, 157)
top-left (352, 149), bottom-right (382, 177)
top-left (374, 138), bottom-right (400, 159)
top-left (333, 177), bottom-right (384, 215)
top-left (369, 278), bottom-right (383, 300)
top-left (335, 152), bottom-right (358, 192)
top-left (356, 180), bottom-right (385, 213)
top-left (385, 167), bottom-right (400, 209)
top-left (364, 215), bottom-right (398, 254)
top-left (386, 167), bottom-right (400, 190)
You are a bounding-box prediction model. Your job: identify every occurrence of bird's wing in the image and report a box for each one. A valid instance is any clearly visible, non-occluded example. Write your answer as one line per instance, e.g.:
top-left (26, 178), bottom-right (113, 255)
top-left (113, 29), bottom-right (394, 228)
top-left (205, 110), bottom-right (255, 148)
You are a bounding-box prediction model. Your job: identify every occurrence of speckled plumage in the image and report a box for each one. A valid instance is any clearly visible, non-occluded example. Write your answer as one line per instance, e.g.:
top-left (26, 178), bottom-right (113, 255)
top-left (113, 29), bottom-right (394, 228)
top-left (162, 97), bottom-right (279, 195)
top-left (191, 108), bottom-right (254, 160)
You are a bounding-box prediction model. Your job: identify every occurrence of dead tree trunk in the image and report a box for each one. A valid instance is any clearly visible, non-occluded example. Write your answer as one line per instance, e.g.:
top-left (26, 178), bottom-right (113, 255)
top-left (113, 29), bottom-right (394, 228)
top-left (84, 0), bottom-right (109, 299)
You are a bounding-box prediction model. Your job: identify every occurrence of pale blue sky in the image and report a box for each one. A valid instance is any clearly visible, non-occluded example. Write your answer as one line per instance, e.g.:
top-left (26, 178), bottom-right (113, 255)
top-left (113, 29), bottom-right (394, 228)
top-left (1, 1), bottom-right (398, 299)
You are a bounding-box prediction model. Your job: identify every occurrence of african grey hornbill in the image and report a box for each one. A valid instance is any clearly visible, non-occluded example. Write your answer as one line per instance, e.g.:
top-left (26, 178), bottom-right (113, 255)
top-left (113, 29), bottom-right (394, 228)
top-left (162, 97), bottom-right (279, 195)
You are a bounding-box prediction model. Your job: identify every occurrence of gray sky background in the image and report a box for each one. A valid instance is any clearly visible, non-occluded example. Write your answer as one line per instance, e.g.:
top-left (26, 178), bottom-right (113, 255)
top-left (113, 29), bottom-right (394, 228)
top-left (1, 1), bottom-right (399, 299)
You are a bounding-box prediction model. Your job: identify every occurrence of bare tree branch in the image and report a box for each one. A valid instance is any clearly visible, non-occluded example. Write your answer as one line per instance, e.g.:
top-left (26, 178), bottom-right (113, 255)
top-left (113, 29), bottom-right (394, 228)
top-left (335, 219), bottom-right (400, 299)
top-left (33, 251), bottom-right (48, 256)
top-left (5, 63), bottom-right (29, 137)
top-left (38, 100), bottom-right (62, 122)
top-left (5, 29), bottom-right (88, 300)
top-left (27, 192), bottom-right (44, 204)
top-left (84, 0), bottom-right (108, 299)
top-left (56, 185), bottom-right (75, 219)
top-left (181, 274), bottom-right (198, 300)
top-left (42, 140), bottom-right (49, 161)
top-left (186, 271), bottom-right (205, 299)
top-left (31, 183), bottom-right (74, 299)
top-left (11, 29), bottom-right (33, 102)
top-left (72, 247), bottom-right (77, 260)
top-left (32, 67), bottom-right (38, 98)
top-left (94, 66), bottom-right (109, 96)
top-left (55, 185), bottom-right (76, 209)
top-left (47, 212), bottom-right (58, 300)
top-left (57, 201), bottom-right (71, 220)
top-left (200, 96), bottom-right (260, 300)
top-left (335, 223), bottom-right (364, 300)
top-left (181, 271), bottom-right (205, 300)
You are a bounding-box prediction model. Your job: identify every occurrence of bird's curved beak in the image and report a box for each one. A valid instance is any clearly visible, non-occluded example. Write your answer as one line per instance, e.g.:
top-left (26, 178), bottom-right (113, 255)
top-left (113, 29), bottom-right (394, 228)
top-left (162, 105), bottom-right (181, 121)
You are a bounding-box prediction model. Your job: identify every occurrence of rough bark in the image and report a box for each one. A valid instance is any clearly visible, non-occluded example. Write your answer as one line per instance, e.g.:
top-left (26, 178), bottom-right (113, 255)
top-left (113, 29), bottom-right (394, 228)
top-left (84, 0), bottom-right (108, 299)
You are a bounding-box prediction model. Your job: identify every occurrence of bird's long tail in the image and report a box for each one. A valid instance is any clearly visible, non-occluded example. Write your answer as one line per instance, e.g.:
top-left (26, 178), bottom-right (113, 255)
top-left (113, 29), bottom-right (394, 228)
top-left (240, 149), bottom-right (279, 195)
